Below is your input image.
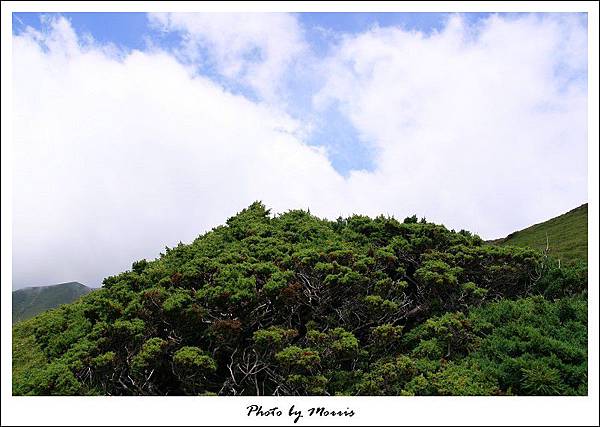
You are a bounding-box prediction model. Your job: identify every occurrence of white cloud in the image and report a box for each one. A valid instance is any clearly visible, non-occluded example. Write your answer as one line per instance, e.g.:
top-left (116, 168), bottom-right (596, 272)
top-left (12, 14), bottom-right (588, 288)
top-left (148, 12), bottom-right (308, 102)
top-left (12, 16), bottom-right (343, 288)
top-left (316, 13), bottom-right (587, 235)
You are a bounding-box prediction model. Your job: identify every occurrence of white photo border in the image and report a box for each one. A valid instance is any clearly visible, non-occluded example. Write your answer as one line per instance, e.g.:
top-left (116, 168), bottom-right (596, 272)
top-left (1, 1), bottom-right (598, 426)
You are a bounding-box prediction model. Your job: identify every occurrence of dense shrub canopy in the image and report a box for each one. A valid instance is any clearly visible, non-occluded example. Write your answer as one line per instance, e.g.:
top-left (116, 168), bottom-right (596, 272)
top-left (12, 202), bottom-right (587, 395)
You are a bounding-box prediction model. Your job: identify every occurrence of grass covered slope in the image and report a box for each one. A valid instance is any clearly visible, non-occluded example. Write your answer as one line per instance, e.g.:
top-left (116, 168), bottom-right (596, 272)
top-left (492, 204), bottom-right (587, 265)
top-left (12, 282), bottom-right (93, 323)
top-left (12, 318), bottom-right (48, 389)
top-left (12, 203), bottom-right (587, 396)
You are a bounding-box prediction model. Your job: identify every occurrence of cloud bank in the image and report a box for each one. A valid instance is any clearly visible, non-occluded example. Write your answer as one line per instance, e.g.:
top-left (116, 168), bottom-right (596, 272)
top-left (148, 12), bottom-right (309, 102)
top-left (12, 13), bottom-right (587, 288)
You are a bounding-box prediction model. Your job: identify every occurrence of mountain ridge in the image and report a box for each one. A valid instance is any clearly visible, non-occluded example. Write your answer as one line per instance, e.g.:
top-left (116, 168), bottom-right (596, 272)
top-left (12, 281), bottom-right (93, 323)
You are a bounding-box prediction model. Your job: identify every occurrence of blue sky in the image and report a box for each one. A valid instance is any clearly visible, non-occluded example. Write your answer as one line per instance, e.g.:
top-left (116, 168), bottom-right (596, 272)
top-left (12, 12), bottom-right (496, 175)
top-left (13, 12), bottom-right (493, 49)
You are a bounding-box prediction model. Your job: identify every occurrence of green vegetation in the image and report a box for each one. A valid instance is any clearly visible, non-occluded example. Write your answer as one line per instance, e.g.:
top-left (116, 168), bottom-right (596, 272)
top-left (12, 202), bottom-right (587, 395)
top-left (12, 282), bottom-right (93, 323)
top-left (491, 204), bottom-right (587, 266)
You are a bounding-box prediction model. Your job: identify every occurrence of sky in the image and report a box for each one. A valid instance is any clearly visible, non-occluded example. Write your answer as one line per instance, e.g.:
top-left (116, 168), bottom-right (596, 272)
top-left (11, 12), bottom-right (588, 289)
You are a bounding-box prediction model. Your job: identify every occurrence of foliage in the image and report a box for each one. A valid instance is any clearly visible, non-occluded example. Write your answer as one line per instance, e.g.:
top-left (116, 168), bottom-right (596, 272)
top-left (172, 346), bottom-right (217, 394)
top-left (12, 202), bottom-right (587, 395)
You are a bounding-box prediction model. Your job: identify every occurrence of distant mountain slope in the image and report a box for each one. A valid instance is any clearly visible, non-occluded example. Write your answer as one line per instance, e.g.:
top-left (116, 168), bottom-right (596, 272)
top-left (491, 203), bottom-right (587, 265)
top-left (12, 282), bottom-right (93, 323)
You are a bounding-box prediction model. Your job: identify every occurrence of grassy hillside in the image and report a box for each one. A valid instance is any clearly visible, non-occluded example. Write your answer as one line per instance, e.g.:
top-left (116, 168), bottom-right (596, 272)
top-left (492, 204), bottom-right (587, 265)
top-left (12, 317), bottom-right (47, 387)
top-left (12, 203), bottom-right (587, 396)
top-left (12, 282), bottom-right (93, 323)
